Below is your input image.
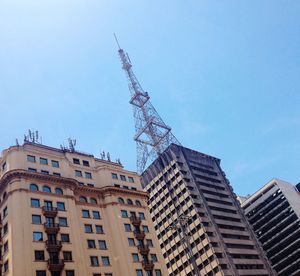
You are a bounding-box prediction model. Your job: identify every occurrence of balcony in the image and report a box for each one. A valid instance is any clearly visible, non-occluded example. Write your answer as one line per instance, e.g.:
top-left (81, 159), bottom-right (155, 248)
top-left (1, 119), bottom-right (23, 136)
top-left (130, 216), bottom-right (141, 226)
top-left (142, 260), bottom-right (154, 271)
top-left (42, 206), bottom-right (58, 217)
top-left (47, 259), bottom-right (64, 271)
top-left (44, 223), bottom-right (60, 234)
top-left (45, 240), bottom-right (62, 252)
top-left (134, 230), bottom-right (145, 240)
top-left (138, 244), bottom-right (150, 255)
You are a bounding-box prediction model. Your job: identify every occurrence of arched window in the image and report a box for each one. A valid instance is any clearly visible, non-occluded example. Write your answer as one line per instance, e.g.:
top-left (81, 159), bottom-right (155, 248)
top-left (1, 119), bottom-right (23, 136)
top-left (90, 198), bottom-right (97, 204)
top-left (30, 183), bottom-right (39, 192)
top-left (42, 186), bottom-right (51, 193)
top-left (127, 199), bottom-right (133, 205)
top-left (118, 197), bottom-right (125, 204)
top-left (55, 188), bottom-right (63, 195)
top-left (79, 196), bottom-right (87, 203)
top-left (135, 200), bottom-right (142, 206)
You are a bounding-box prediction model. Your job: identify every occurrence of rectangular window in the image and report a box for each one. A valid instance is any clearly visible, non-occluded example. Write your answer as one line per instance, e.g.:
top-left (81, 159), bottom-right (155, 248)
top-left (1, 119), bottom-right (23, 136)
top-left (139, 212), bottom-right (145, 220)
top-left (87, 239), bottom-right (96, 248)
top-left (90, 256), bottom-right (99, 266)
top-left (57, 202), bottom-right (65, 211)
top-left (142, 225), bottom-right (149, 233)
top-left (59, 217), bottom-right (68, 227)
top-left (102, 256), bottom-right (110, 266)
top-left (2, 162), bottom-right (7, 171)
top-left (124, 224), bottom-right (131, 232)
top-left (123, 186), bottom-right (129, 189)
top-left (146, 239), bottom-right (153, 247)
top-left (87, 183), bottom-right (94, 187)
top-left (83, 160), bottom-right (90, 166)
top-left (61, 233), bottom-right (70, 243)
top-left (33, 232), bottom-right (43, 242)
top-left (151, 254), bottom-right (158, 262)
top-left (98, 240), bottom-right (107, 250)
top-left (84, 224), bottom-right (93, 233)
top-left (53, 172), bottom-right (61, 177)
top-left (95, 225), bottom-right (104, 234)
top-left (36, 271), bottom-right (46, 276)
top-left (35, 250), bottom-right (45, 261)
top-left (3, 223), bottom-right (8, 235)
top-left (128, 176), bottom-right (134, 183)
top-left (132, 253), bottom-right (139, 262)
top-left (82, 210), bottom-right (90, 218)
top-left (4, 241), bottom-right (8, 252)
top-left (51, 160), bottom-right (59, 168)
top-left (41, 170), bottom-right (49, 174)
top-left (120, 175), bottom-right (126, 181)
top-left (73, 158), bottom-right (80, 164)
top-left (121, 210), bottom-right (128, 218)
top-left (66, 271), bottom-right (75, 276)
top-left (27, 155), bottom-right (36, 163)
top-left (136, 270), bottom-right (143, 276)
top-left (31, 198), bottom-right (40, 207)
top-left (93, 211), bottom-right (101, 219)
top-left (32, 215), bottom-right (41, 224)
top-left (28, 168), bottom-right (37, 172)
top-left (128, 238), bottom-right (135, 247)
top-left (3, 206), bottom-right (8, 217)
top-left (63, 251), bottom-right (73, 261)
top-left (85, 172), bottom-right (92, 179)
top-left (4, 261), bottom-right (8, 272)
top-left (40, 158), bottom-right (48, 165)
top-left (75, 170), bottom-right (82, 177)
top-left (111, 173), bottom-right (118, 179)
top-left (155, 270), bottom-right (162, 276)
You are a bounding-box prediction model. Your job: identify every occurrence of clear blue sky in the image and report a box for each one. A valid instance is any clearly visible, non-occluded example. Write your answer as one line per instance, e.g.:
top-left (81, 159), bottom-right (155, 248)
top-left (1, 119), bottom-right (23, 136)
top-left (0, 1), bottom-right (299, 196)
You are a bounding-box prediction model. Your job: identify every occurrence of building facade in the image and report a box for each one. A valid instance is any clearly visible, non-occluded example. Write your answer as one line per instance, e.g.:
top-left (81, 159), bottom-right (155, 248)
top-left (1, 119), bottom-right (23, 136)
top-left (141, 144), bottom-right (274, 276)
top-left (242, 178), bottom-right (300, 276)
top-left (0, 142), bottom-right (167, 276)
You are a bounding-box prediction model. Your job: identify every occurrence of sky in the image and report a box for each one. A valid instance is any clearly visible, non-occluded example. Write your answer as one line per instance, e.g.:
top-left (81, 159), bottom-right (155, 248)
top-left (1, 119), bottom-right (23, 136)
top-left (0, 1), bottom-right (299, 196)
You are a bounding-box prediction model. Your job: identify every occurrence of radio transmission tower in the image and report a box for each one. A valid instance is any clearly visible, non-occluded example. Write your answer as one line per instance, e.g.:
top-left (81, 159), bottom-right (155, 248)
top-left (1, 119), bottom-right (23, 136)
top-left (115, 35), bottom-right (180, 173)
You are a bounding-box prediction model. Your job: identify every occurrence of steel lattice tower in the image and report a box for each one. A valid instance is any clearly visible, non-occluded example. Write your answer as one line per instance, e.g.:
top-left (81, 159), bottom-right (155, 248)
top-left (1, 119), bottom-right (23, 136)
top-left (115, 36), bottom-right (180, 173)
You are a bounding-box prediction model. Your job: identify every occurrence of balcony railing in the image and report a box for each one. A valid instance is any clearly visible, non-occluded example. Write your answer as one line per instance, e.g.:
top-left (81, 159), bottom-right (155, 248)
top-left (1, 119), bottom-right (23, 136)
top-left (45, 240), bottom-right (62, 252)
top-left (138, 244), bottom-right (150, 255)
top-left (134, 230), bottom-right (145, 240)
top-left (47, 259), bottom-right (65, 271)
top-left (42, 206), bottom-right (58, 217)
top-left (130, 216), bottom-right (141, 226)
top-left (142, 260), bottom-right (154, 271)
top-left (44, 223), bottom-right (60, 234)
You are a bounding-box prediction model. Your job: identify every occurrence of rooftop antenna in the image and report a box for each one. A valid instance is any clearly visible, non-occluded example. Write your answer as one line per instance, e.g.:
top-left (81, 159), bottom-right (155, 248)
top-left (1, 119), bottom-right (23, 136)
top-left (68, 138), bottom-right (76, 152)
top-left (24, 129), bottom-right (41, 144)
top-left (113, 33), bottom-right (121, 50)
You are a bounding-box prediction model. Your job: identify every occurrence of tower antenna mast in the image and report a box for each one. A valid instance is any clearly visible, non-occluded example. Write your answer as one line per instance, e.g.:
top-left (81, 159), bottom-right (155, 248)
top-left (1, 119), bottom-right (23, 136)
top-left (115, 36), bottom-right (180, 173)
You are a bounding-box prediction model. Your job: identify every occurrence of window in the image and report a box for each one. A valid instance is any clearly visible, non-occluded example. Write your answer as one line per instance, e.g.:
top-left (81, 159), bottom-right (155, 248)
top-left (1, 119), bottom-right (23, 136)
top-left (30, 184), bottom-right (39, 191)
top-left (85, 224), bottom-right (93, 233)
top-left (75, 170), bottom-right (82, 177)
top-left (111, 173), bottom-right (118, 179)
top-left (41, 170), bottom-right (49, 174)
top-left (85, 172), bottom-right (92, 179)
top-left (53, 172), bottom-right (61, 177)
top-left (82, 210), bottom-right (90, 218)
top-left (28, 168), bottom-right (37, 172)
top-left (93, 211), bottom-right (101, 219)
top-left (66, 271), bottom-right (75, 276)
top-left (98, 240), bottom-right (107, 250)
top-left (124, 224), bottom-right (131, 232)
top-left (59, 217), bottom-right (68, 227)
top-left (4, 241), bottom-right (8, 252)
top-left (3, 206), bottom-right (8, 217)
top-left (104, 274), bottom-right (112, 276)
top-left (118, 197), bottom-right (125, 204)
top-left (90, 198), bottom-right (97, 204)
top-left (128, 238), bottom-right (135, 247)
top-left (102, 256), bottom-right (110, 266)
top-left (151, 254), bottom-right (158, 262)
top-left (139, 212), bottom-right (145, 220)
top-left (33, 232), bottom-right (43, 242)
top-left (27, 155), bottom-right (36, 162)
top-left (132, 253), bottom-right (139, 262)
top-left (51, 160), bottom-right (59, 168)
top-left (155, 270), bottom-right (162, 276)
top-left (36, 271), bottom-right (46, 276)
top-left (31, 198), bottom-right (40, 207)
top-left (83, 160), bottom-right (90, 167)
top-left (32, 215), bottom-right (41, 224)
top-left (90, 256), bottom-right (99, 266)
top-left (87, 239), bottom-right (96, 248)
top-left (79, 196), bottom-right (87, 203)
top-left (55, 188), bottom-right (63, 195)
top-left (3, 223), bottom-right (8, 235)
top-left (4, 261), bottom-right (8, 272)
top-left (44, 200), bottom-right (52, 208)
top-left (61, 233), bottom-right (70, 242)
top-left (42, 186), bottom-right (51, 193)
top-left (35, 250), bottom-right (45, 261)
top-left (142, 225), bottom-right (149, 233)
top-left (40, 158), bottom-right (48, 165)
top-left (114, 184), bottom-right (120, 188)
top-left (78, 182), bottom-right (84, 186)
top-left (57, 202), bottom-right (65, 211)
top-left (127, 199), bottom-right (133, 205)
top-left (136, 270), bottom-right (143, 276)
top-left (121, 210), bottom-right (128, 218)
top-left (95, 225), bottom-right (104, 234)
top-left (135, 200), bottom-right (141, 206)
top-left (2, 162), bottom-right (6, 171)
top-left (73, 158), bottom-right (80, 164)
top-left (120, 175), bottom-right (126, 181)
top-left (123, 186), bottom-right (129, 189)
top-left (131, 187), bottom-right (137, 191)
top-left (146, 239), bottom-right (153, 247)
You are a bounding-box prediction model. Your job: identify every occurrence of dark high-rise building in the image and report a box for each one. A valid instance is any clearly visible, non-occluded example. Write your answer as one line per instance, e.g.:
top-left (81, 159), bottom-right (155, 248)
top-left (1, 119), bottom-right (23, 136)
top-left (141, 144), bottom-right (275, 276)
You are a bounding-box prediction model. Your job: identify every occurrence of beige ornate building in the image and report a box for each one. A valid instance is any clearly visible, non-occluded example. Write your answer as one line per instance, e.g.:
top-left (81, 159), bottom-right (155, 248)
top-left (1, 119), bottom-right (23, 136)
top-left (0, 142), bottom-right (167, 276)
